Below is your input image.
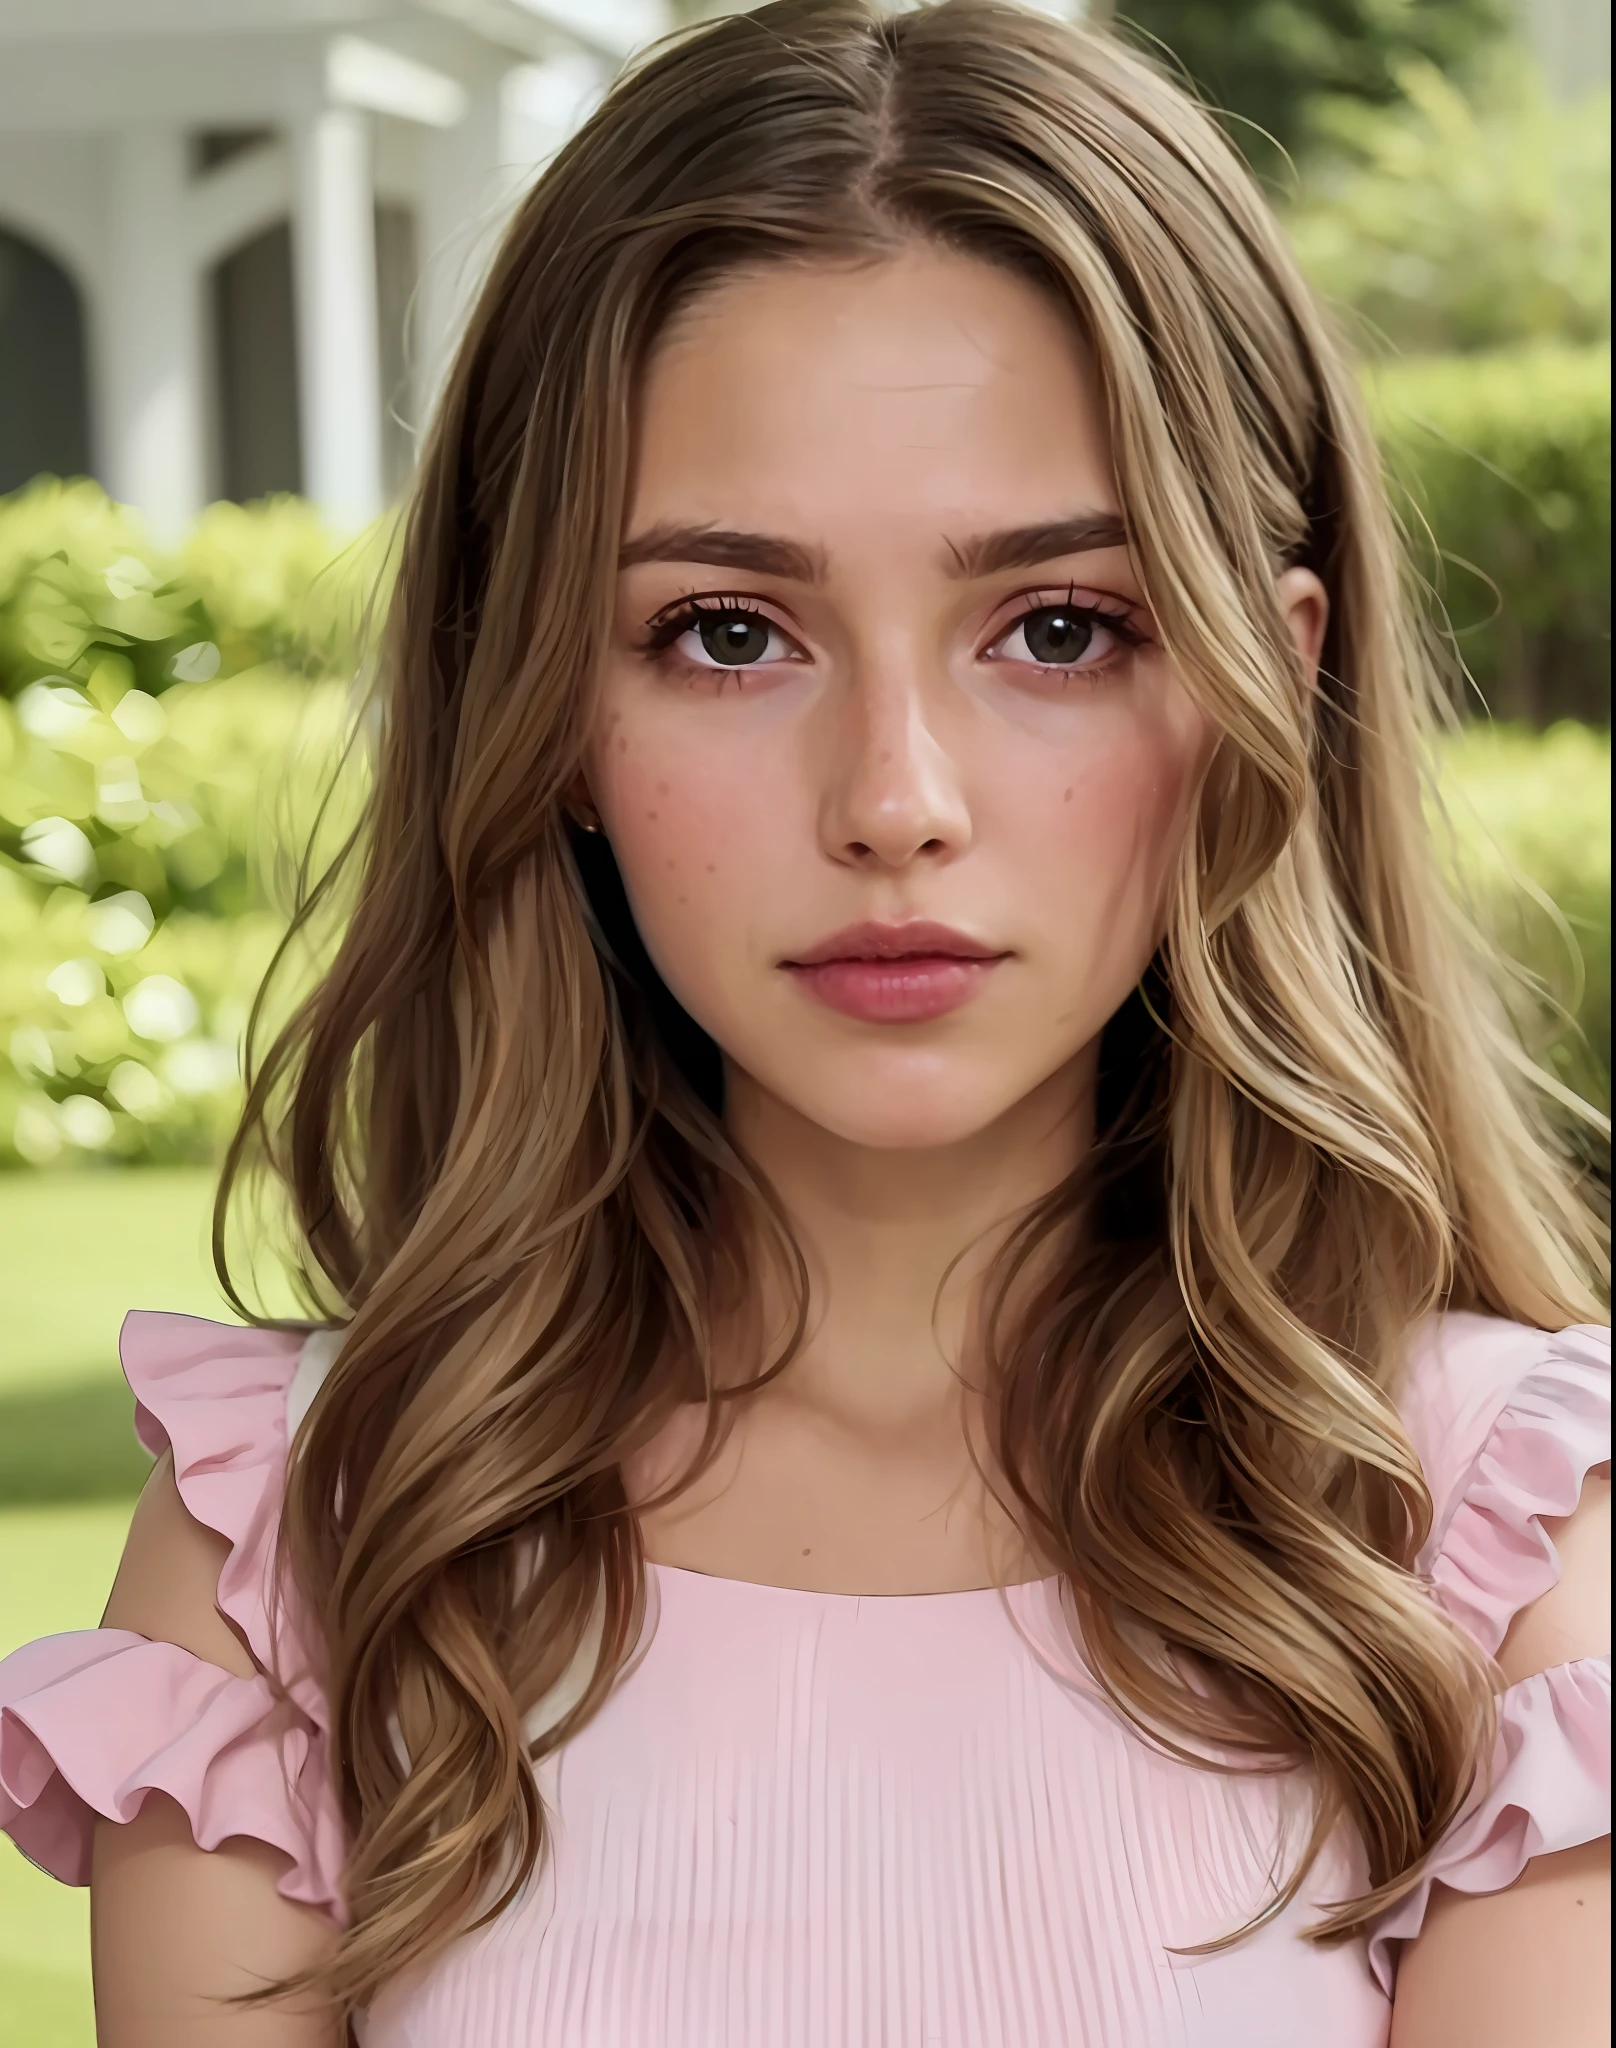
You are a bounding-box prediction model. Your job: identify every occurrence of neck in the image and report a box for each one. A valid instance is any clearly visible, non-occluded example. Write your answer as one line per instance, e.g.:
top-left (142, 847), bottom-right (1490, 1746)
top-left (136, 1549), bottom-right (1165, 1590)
top-left (721, 1051), bottom-right (1096, 1430)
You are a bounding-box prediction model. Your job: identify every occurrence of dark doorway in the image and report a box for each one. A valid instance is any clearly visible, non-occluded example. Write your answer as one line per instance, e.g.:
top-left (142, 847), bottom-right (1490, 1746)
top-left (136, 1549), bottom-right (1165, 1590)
top-left (211, 218), bottom-right (302, 502)
top-left (0, 226), bottom-right (91, 493)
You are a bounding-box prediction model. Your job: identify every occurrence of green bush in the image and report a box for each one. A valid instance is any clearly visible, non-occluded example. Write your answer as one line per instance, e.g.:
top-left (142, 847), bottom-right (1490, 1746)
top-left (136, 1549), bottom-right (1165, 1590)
top-left (0, 483), bottom-right (373, 1166)
top-left (1369, 345), bottom-right (1611, 725)
top-left (0, 669), bottom-right (357, 1165)
top-left (0, 479), bottom-right (382, 707)
top-left (1439, 722), bottom-right (1611, 1118)
top-left (1289, 62), bottom-right (1610, 356)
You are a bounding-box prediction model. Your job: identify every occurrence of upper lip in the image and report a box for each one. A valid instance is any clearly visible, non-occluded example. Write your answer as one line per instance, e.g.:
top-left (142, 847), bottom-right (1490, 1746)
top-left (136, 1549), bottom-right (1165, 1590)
top-left (784, 921), bottom-right (1006, 967)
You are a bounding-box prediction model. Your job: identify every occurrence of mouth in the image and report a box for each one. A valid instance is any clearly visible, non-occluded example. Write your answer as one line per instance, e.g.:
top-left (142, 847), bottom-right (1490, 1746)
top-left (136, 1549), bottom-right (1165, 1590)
top-left (780, 921), bottom-right (1009, 1024)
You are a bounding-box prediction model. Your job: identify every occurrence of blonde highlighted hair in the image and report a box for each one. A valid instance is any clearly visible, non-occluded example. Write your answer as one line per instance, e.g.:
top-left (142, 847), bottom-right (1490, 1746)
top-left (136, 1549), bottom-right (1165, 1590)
top-left (221, 0), bottom-right (1608, 2015)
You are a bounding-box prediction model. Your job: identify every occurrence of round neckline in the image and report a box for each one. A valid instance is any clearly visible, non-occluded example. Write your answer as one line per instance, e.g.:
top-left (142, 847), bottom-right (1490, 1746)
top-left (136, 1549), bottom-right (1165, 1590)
top-left (646, 1559), bottom-right (1064, 1603)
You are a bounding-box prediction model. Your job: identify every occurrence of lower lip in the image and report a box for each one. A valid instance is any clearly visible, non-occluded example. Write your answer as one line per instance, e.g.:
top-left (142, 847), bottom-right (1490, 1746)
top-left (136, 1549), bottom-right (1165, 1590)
top-left (784, 955), bottom-right (1004, 1023)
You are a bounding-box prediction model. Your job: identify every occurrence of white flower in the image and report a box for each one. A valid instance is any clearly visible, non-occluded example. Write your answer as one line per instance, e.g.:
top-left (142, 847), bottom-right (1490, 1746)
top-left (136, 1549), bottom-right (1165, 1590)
top-left (20, 816), bottom-right (96, 888)
top-left (16, 681), bottom-right (96, 743)
top-left (107, 1059), bottom-right (171, 1119)
top-left (45, 957), bottom-right (106, 1007)
top-left (96, 755), bottom-right (148, 826)
top-left (123, 974), bottom-right (199, 1042)
top-left (111, 689), bottom-right (167, 745)
top-left (8, 1026), bottom-right (55, 1078)
top-left (58, 1093), bottom-right (116, 1148)
top-left (87, 890), bottom-right (155, 956)
top-left (170, 641), bottom-right (221, 682)
top-left (104, 556), bottom-right (156, 601)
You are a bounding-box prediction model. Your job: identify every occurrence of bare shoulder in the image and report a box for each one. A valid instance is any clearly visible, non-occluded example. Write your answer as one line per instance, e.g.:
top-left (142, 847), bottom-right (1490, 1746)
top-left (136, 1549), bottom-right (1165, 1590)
top-left (101, 1450), bottom-right (259, 1679)
top-left (1497, 1467), bottom-right (1611, 1683)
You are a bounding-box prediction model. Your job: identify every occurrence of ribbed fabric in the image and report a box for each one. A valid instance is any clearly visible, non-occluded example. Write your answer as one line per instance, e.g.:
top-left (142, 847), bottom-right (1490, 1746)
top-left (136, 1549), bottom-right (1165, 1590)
top-left (0, 1313), bottom-right (1608, 2047)
top-left (366, 1564), bottom-right (1386, 2047)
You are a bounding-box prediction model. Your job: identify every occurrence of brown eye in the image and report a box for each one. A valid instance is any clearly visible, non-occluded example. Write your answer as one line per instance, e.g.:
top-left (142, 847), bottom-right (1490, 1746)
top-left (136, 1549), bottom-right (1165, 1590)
top-left (661, 604), bottom-right (800, 672)
top-left (1020, 606), bottom-right (1094, 664)
top-left (698, 612), bottom-right (774, 666)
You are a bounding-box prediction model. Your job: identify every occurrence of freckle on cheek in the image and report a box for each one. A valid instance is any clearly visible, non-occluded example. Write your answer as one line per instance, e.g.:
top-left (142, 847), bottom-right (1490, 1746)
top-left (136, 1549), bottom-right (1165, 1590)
top-left (657, 780), bottom-right (670, 796)
top-left (617, 737), bottom-right (628, 753)
top-left (1063, 787), bottom-right (1073, 803)
top-left (705, 863), bottom-right (716, 875)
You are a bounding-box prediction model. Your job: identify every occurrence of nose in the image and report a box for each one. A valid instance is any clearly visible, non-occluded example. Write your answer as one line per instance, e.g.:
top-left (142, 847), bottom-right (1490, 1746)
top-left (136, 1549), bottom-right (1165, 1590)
top-left (817, 653), bottom-right (972, 871)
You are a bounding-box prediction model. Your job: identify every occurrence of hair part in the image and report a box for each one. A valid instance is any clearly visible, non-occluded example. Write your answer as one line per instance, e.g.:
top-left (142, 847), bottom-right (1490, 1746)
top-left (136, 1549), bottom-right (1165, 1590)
top-left (220, 0), bottom-right (1608, 2015)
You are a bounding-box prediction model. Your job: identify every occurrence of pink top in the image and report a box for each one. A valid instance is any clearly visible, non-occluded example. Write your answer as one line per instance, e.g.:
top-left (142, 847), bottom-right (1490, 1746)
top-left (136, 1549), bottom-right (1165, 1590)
top-left (1, 1311), bottom-right (1608, 2047)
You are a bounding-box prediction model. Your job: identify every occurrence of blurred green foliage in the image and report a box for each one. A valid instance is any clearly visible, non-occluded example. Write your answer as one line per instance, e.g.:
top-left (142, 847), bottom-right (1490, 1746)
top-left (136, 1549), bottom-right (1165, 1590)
top-left (1117, 0), bottom-right (1505, 170)
top-left (1439, 722), bottom-right (1611, 1120)
top-left (1290, 64), bottom-right (1610, 354)
top-left (1369, 344), bottom-right (1611, 725)
top-left (0, 668), bottom-right (355, 1165)
top-left (0, 482), bottom-right (378, 702)
top-left (0, 482), bottom-right (368, 1167)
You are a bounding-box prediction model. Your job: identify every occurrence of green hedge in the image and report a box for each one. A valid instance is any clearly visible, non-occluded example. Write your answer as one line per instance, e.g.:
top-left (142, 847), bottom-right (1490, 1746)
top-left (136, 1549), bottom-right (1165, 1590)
top-left (1437, 721), bottom-right (1611, 1117)
top-left (0, 481), bottom-right (377, 706)
top-left (0, 671), bottom-right (353, 1164)
top-left (1369, 346), bottom-right (1611, 725)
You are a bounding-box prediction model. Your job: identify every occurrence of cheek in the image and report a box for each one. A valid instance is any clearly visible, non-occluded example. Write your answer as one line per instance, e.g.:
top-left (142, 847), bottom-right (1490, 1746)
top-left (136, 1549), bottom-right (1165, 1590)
top-left (1008, 689), bottom-right (1208, 938)
top-left (588, 711), bottom-right (789, 989)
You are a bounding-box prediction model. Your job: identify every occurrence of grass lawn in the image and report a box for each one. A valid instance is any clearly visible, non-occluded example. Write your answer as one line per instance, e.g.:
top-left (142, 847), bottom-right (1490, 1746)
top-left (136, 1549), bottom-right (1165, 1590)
top-left (0, 1167), bottom-right (229, 2046)
top-left (0, 1166), bottom-right (229, 1396)
top-left (0, 1505), bottom-right (139, 2048)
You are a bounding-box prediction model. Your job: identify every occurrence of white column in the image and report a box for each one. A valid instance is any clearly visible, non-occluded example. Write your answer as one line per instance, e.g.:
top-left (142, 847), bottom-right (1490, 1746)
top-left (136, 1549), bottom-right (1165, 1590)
top-left (413, 56), bottom-right (609, 427)
top-left (102, 127), bottom-right (206, 537)
top-left (415, 81), bottom-right (508, 424)
top-left (293, 107), bottom-right (383, 530)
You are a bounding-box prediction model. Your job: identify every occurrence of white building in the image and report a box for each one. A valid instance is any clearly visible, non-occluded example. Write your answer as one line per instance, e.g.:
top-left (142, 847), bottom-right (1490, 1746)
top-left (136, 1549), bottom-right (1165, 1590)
top-left (0, 0), bottom-right (679, 534)
top-left (2, 0), bottom-right (1598, 538)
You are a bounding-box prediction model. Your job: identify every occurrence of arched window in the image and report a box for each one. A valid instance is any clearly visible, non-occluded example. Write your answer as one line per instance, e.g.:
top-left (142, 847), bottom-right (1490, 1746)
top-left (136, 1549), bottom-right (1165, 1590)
top-left (0, 226), bottom-right (91, 493)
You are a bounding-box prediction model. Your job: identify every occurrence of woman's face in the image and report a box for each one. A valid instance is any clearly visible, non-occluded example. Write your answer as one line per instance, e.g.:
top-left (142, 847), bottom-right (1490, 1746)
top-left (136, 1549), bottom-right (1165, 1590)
top-left (589, 246), bottom-right (1215, 1153)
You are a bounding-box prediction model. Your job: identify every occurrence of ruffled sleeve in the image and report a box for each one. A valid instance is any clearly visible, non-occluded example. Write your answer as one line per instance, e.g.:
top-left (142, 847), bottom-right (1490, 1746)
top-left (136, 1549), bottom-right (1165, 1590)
top-left (0, 1312), bottom-right (347, 1919)
top-left (1368, 1315), bottom-right (1611, 1993)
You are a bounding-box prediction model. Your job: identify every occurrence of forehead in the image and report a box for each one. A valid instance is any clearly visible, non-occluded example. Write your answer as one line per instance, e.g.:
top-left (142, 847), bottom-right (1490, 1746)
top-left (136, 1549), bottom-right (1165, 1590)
top-left (627, 247), bottom-right (1118, 546)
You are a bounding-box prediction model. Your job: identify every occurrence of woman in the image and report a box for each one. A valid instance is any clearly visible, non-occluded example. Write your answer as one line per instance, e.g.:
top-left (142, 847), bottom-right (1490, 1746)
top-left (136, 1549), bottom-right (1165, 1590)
top-left (1, 3), bottom-right (1607, 2042)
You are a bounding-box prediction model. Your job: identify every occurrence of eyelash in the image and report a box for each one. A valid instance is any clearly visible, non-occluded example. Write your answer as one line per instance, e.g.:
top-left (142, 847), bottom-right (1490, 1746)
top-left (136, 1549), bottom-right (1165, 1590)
top-left (639, 586), bottom-right (1147, 680)
top-left (996, 585), bottom-right (1146, 672)
top-left (641, 592), bottom-right (771, 657)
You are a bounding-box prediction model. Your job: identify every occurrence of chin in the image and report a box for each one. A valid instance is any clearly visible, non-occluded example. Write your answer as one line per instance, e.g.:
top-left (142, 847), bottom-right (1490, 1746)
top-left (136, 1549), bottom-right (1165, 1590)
top-left (780, 1065), bottom-right (1018, 1154)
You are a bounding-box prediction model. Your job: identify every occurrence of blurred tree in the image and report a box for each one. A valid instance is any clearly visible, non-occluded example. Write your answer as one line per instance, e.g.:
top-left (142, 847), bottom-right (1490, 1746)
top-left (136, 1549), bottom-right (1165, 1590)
top-left (1111, 0), bottom-right (1507, 171)
top-left (1289, 60), bottom-right (1610, 352)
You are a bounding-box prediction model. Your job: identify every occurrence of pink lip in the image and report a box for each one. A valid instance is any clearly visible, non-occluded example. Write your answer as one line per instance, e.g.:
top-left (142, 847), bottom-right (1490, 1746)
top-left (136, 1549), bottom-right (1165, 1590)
top-left (781, 922), bottom-right (1008, 1024)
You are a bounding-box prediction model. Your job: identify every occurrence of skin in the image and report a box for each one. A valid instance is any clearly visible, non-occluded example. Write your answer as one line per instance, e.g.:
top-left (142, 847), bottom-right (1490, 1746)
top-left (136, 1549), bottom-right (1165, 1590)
top-left (91, 248), bottom-right (1606, 2043)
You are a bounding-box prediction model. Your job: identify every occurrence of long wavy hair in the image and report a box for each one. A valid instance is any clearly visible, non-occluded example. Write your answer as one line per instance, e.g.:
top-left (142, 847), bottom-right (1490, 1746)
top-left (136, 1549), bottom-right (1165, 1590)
top-left (220, 0), bottom-right (1608, 2015)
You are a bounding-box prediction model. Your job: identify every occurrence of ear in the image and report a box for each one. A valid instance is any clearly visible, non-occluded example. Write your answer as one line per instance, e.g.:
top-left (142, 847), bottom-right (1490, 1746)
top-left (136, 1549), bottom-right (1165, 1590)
top-left (564, 769), bottom-right (603, 834)
top-left (1276, 565), bottom-right (1329, 688)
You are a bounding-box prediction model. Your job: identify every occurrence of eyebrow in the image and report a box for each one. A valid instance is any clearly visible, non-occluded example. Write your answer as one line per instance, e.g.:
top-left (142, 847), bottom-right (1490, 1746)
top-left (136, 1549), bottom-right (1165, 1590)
top-left (617, 523), bottom-right (828, 582)
top-left (616, 511), bottom-right (1130, 583)
top-left (945, 513), bottom-right (1130, 578)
